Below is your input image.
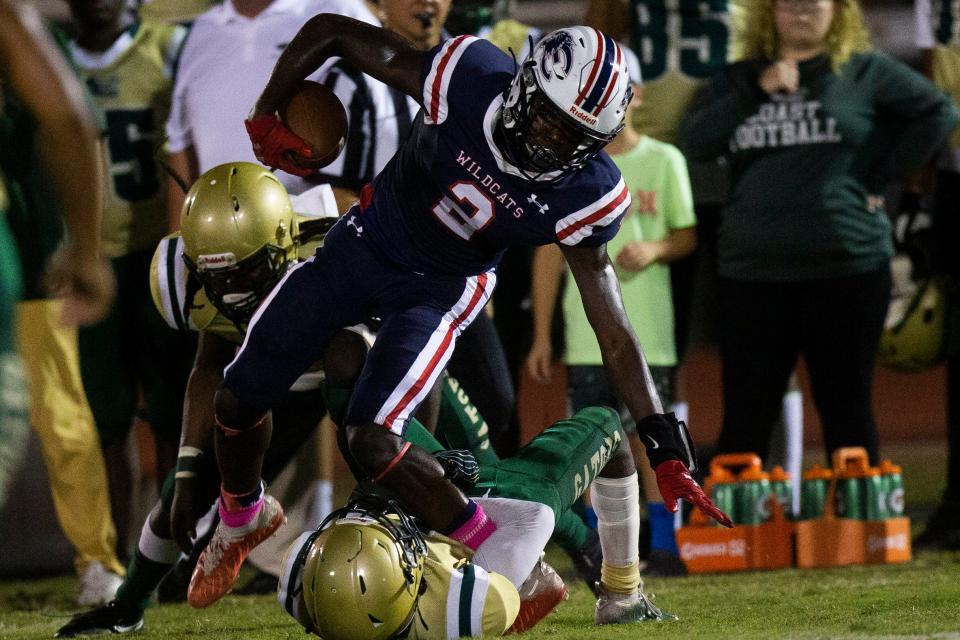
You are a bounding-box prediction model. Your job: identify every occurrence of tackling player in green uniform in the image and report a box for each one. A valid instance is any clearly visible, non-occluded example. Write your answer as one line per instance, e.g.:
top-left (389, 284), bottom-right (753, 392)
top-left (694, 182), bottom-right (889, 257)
top-left (280, 406), bottom-right (674, 640)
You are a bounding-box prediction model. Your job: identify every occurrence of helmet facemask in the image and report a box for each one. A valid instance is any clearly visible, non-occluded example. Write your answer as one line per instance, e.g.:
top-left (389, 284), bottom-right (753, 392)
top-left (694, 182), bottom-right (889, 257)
top-left (183, 243), bottom-right (290, 328)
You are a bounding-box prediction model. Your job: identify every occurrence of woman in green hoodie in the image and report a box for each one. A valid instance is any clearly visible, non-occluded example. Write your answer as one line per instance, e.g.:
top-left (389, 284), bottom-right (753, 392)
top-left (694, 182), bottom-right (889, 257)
top-left (680, 0), bottom-right (958, 465)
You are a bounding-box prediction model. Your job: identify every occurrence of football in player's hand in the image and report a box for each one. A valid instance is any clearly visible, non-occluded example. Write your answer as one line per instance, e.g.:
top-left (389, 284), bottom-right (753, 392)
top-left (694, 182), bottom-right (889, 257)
top-left (280, 80), bottom-right (347, 170)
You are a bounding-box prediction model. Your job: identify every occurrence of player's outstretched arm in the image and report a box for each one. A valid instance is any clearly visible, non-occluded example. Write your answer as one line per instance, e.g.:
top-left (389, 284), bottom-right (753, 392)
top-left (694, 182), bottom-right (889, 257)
top-left (561, 243), bottom-right (733, 528)
top-left (561, 244), bottom-right (661, 417)
top-left (0, 0), bottom-right (114, 326)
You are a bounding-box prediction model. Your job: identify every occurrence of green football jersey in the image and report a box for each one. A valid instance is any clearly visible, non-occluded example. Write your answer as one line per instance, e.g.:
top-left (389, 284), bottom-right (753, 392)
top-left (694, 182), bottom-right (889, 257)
top-left (627, 0), bottom-right (746, 143)
top-left (69, 22), bottom-right (187, 257)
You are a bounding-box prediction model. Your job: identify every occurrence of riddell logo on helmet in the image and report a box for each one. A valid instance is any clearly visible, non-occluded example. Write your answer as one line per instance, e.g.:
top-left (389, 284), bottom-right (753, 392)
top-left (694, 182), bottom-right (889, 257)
top-left (197, 252), bottom-right (237, 271)
top-left (568, 106), bottom-right (597, 126)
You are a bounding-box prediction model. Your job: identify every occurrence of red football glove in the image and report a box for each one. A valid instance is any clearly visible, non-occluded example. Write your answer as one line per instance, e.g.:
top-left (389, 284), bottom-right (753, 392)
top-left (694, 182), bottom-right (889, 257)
top-left (655, 459), bottom-right (734, 528)
top-left (244, 115), bottom-right (316, 178)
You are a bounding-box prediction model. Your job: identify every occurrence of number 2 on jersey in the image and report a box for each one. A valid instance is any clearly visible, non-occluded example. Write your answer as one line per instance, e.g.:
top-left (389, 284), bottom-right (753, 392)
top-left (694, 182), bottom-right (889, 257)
top-left (432, 181), bottom-right (495, 240)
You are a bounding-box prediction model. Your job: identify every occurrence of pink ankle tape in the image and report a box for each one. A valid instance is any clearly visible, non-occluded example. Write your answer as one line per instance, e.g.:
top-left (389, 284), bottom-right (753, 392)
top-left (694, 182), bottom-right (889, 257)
top-left (449, 504), bottom-right (497, 551)
top-left (219, 495), bottom-right (263, 528)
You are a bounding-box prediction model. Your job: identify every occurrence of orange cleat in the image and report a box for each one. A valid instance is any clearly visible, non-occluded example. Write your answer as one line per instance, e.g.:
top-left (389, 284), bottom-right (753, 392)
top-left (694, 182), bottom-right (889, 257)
top-left (187, 494), bottom-right (285, 608)
top-left (507, 559), bottom-right (568, 634)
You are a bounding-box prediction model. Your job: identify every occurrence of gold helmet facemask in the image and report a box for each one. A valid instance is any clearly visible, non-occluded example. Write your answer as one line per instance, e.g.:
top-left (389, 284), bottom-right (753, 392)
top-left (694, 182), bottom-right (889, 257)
top-left (179, 162), bottom-right (296, 328)
top-left (300, 495), bottom-right (428, 640)
top-left (182, 244), bottom-right (289, 325)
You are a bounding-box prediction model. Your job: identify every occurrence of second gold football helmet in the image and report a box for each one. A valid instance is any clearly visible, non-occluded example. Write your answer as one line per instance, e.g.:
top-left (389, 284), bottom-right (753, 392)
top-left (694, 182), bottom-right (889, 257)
top-left (298, 497), bottom-right (427, 640)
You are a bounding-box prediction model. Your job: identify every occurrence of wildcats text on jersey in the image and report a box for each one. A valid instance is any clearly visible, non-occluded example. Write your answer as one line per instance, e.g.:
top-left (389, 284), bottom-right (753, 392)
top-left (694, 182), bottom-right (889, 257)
top-left (453, 150), bottom-right (525, 218)
top-left (357, 36), bottom-right (629, 276)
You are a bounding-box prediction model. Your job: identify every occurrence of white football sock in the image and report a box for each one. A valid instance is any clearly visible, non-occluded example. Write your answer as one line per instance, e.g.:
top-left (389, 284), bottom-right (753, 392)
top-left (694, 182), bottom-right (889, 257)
top-left (139, 522), bottom-right (180, 565)
top-left (590, 473), bottom-right (640, 567)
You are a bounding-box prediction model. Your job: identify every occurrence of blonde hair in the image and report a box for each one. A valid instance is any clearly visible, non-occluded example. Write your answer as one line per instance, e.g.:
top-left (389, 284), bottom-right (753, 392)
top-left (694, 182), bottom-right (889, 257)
top-left (738, 0), bottom-right (872, 71)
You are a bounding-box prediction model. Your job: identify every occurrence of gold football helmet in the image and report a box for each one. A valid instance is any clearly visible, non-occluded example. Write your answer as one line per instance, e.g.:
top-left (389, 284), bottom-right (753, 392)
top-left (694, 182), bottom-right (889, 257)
top-left (179, 162), bottom-right (296, 325)
top-left (299, 497), bottom-right (427, 640)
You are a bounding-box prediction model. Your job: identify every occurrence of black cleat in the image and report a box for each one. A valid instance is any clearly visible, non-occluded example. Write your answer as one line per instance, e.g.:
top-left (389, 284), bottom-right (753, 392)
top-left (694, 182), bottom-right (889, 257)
top-left (569, 530), bottom-right (603, 596)
top-left (913, 499), bottom-right (960, 551)
top-left (55, 600), bottom-right (144, 637)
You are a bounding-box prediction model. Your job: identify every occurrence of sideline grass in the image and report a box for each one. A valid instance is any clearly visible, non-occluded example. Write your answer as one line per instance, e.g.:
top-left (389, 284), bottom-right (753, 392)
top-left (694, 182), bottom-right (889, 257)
top-left (3, 549), bottom-right (960, 639)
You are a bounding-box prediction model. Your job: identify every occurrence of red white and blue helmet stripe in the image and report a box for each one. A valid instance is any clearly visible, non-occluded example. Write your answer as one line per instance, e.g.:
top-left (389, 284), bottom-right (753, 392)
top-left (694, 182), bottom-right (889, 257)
top-left (576, 30), bottom-right (623, 116)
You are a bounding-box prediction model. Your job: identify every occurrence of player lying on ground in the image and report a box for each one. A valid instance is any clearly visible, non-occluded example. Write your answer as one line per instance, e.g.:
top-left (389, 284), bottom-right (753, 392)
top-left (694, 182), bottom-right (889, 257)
top-left (281, 406), bottom-right (675, 640)
top-left (55, 163), bottom-right (600, 637)
top-left (196, 16), bottom-right (732, 610)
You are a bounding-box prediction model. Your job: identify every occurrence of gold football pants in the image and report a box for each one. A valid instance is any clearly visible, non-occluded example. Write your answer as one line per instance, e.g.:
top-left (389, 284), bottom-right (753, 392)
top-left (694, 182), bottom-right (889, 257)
top-left (16, 299), bottom-right (124, 576)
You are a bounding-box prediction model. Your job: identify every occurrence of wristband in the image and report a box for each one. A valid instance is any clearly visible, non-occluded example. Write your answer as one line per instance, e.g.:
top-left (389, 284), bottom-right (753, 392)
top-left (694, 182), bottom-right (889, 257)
top-left (636, 412), bottom-right (697, 471)
top-left (176, 446), bottom-right (204, 479)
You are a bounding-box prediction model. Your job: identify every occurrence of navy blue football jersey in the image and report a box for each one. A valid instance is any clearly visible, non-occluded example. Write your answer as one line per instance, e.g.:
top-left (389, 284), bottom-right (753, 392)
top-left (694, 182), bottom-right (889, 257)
top-left (358, 36), bottom-right (631, 277)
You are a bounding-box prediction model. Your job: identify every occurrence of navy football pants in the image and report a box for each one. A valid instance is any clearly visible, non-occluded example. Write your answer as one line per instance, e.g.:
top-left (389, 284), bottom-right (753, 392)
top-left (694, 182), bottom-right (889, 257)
top-left (224, 213), bottom-right (495, 435)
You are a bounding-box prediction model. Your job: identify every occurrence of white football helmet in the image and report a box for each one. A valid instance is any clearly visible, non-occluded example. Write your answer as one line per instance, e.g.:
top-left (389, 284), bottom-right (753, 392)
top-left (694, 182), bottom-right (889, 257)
top-left (500, 26), bottom-right (632, 180)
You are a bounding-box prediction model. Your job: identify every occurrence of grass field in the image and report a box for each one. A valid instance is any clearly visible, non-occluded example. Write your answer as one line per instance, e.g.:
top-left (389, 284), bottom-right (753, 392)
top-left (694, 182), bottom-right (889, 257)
top-left (3, 549), bottom-right (960, 639)
top-left (2, 442), bottom-right (958, 639)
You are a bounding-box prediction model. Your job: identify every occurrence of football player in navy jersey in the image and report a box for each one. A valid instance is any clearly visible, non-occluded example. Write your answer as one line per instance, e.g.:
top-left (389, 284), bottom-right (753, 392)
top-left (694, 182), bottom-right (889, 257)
top-left (185, 15), bottom-right (733, 611)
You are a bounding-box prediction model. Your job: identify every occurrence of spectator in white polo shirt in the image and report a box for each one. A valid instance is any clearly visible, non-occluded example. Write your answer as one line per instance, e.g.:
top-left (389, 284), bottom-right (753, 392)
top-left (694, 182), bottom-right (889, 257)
top-left (161, 0), bottom-right (377, 592)
top-left (164, 0), bottom-right (378, 224)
